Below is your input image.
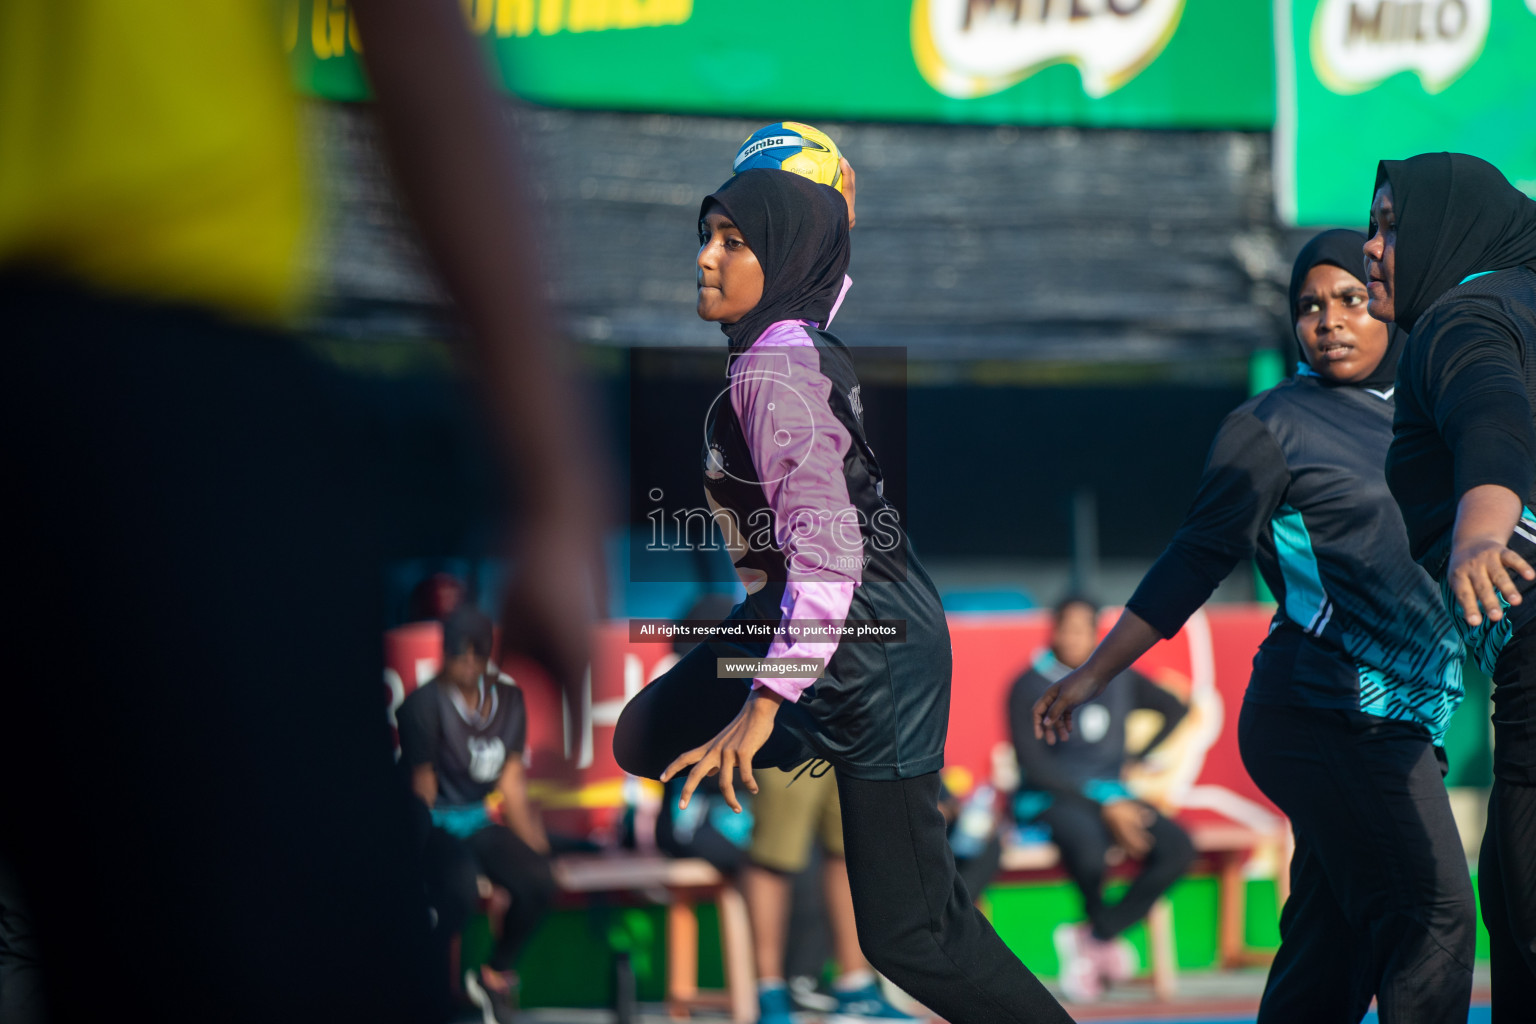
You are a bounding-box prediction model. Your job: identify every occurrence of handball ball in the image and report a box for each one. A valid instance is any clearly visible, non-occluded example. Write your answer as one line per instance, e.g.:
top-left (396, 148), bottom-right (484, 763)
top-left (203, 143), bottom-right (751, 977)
top-left (732, 122), bottom-right (844, 195)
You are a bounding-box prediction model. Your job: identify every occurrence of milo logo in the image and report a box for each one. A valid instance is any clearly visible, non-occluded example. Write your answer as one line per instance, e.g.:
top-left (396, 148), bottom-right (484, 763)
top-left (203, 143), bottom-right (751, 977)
top-left (911, 0), bottom-right (1186, 99)
top-left (1311, 0), bottom-right (1490, 94)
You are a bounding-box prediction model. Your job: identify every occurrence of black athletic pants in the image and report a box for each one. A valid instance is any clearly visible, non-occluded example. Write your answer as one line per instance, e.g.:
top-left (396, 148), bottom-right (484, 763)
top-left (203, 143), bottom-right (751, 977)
top-left (1483, 622), bottom-right (1536, 1022)
top-left (1238, 701), bottom-right (1475, 1024)
top-left (613, 658), bottom-right (1074, 1024)
top-left (424, 823), bottom-right (556, 973)
top-left (955, 833), bottom-right (1004, 905)
top-left (1037, 797), bottom-right (1195, 941)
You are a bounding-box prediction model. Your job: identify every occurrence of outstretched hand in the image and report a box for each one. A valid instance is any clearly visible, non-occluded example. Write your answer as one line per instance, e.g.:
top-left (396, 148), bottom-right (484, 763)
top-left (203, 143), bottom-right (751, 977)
top-left (1033, 667), bottom-right (1109, 745)
top-left (1448, 536), bottom-right (1533, 628)
top-left (662, 689), bottom-right (783, 813)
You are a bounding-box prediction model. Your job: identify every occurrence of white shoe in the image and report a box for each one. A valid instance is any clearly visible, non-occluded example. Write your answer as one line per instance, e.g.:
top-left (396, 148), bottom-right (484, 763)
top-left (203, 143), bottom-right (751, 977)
top-left (464, 968), bottom-right (518, 1024)
top-left (1088, 934), bottom-right (1138, 985)
top-left (1052, 923), bottom-right (1102, 1004)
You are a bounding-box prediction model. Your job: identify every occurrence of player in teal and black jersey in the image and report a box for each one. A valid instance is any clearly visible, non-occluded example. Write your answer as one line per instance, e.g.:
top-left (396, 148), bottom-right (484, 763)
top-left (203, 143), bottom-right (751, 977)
top-left (1035, 230), bottom-right (1474, 1024)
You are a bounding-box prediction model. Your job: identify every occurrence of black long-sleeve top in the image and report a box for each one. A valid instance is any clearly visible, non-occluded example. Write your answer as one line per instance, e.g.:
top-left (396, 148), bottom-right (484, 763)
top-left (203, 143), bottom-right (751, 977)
top-left (1387, 267), bottom-right (1536, 575)
top-left (1123, 372), bottom-right (1465, 742)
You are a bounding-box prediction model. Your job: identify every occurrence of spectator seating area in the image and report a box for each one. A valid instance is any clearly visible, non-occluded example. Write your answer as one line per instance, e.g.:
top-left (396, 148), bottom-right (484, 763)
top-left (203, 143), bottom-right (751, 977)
top-left (997, 812), bottom-right (1291, 1001)
top-left (386, 604), bottom-right (1291, 1008)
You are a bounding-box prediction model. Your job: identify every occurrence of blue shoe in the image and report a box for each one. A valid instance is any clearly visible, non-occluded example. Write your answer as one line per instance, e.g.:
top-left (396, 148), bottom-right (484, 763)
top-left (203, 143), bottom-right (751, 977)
top-left (758, 983), bottom-right (797, 1024)
top-left (831, 980), bottom-right (924, 1023)
top-left (787, 975), bottom-right (838, 1014)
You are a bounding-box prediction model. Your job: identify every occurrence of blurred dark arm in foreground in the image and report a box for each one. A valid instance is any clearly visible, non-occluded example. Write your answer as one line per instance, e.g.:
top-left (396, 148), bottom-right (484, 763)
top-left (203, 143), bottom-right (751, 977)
top-left (352, 0), bottom-right (609, 730)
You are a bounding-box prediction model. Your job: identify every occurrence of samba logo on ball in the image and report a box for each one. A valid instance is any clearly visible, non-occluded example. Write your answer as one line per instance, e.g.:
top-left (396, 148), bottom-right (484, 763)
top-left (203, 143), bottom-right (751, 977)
top-left (733, 123), bottom-right (846, 195)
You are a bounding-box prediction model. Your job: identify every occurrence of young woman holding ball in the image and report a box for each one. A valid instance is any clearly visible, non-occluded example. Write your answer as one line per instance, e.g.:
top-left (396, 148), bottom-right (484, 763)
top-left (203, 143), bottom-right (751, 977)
top-left (614, 168), bottom-right (1072, 1024)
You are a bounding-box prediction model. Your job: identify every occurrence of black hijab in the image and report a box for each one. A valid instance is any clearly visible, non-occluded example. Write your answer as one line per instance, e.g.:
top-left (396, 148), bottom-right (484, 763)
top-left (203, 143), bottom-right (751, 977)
top-left (1288, 227), bottom-right (1403, 389)
top-left (700, 169), bottom-right (850, 351)
top-left (1374, 152), bottom-right (1536, 332)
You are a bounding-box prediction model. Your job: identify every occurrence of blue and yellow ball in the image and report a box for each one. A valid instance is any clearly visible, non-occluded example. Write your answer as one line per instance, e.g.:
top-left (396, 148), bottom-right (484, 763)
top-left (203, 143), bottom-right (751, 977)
top-left (732, 122), bottom-right (845, 195)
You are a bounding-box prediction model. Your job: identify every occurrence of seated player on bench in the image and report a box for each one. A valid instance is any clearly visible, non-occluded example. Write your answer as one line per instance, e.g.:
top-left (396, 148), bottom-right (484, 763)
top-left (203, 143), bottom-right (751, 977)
top-left (1007, 595), bottom-right (1195, 1004)
top-left (398, 605), bottom-right (554, 1024)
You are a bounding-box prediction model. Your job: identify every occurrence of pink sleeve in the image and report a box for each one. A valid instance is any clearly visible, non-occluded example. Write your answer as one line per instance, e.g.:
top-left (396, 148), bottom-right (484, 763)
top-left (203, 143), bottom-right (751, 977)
top-left (730, 324), bottom-right (863, 702)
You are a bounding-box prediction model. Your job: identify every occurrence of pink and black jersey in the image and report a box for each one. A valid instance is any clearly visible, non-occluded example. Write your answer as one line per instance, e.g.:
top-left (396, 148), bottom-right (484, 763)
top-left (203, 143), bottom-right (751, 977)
top-left (702, 318), bottom-right (951, 779)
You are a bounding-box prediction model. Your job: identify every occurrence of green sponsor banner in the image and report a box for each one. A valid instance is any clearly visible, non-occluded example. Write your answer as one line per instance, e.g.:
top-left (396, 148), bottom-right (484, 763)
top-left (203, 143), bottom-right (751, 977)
top-left (285, 0), bottom-right (1273, 129)
top-left (1277, 0), bottom-right (1536, 226)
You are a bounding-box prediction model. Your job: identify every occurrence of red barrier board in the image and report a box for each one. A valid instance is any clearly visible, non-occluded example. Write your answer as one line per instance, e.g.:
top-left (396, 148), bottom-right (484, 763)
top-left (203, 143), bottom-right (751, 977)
top-left (384, 606), bottom-right (1282, 840)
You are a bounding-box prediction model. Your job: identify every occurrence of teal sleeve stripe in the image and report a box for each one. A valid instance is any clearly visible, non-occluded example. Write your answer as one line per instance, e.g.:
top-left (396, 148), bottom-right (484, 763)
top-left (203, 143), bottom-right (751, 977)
top-left (1271, 505), bottom-right (1331, 634)
top-left (431, 803), bottom-right (491, 838)
top-left (1083, 779), bottom-right (1134, 804)
top-left (1012, 790), bottom-right (1054, 822)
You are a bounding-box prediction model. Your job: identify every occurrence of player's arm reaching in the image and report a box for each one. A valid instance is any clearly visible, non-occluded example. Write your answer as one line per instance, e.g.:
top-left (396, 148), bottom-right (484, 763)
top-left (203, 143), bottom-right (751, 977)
top-left (349, 0), bottom-right (607, 735)
top-left (1451, 487), bottom-right (1533, 626)
top-left (1424, 325), bottom-right (1536, 625)
top-left (1036, 410), bottom-right (1290, 741)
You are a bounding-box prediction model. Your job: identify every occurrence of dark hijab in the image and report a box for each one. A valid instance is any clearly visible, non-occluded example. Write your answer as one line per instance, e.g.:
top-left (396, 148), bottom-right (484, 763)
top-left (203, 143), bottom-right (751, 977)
top-left (1374, 152), bottom-right (1536, 332)
top-left (1288, 227), bottom-right (1403, 389)
top-left (700, 169), bottom-right (850, 351)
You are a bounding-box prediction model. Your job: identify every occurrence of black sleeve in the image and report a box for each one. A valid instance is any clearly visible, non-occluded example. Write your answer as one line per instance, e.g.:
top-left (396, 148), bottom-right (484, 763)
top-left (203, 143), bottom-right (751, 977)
top-left (1423, 315), bottom-right (1536, 504)
top-left (396, 689), bottom-right (440, 768)
top-left (1126, 408), bottom-right (1290, 638)
top-left (1127, 670), bottom-right (1188, 760)
top-left (1007, 672), bottom-right (1095, 800)
top-left (501, 686), bottom-right (528, 756)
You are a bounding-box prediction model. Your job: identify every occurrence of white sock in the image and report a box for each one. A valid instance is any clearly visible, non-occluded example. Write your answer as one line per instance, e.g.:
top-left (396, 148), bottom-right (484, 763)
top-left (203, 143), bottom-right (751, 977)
top-left (832, 969), bottom-right (875, 992)
top-left (759, 978), bottom-right (786, 994)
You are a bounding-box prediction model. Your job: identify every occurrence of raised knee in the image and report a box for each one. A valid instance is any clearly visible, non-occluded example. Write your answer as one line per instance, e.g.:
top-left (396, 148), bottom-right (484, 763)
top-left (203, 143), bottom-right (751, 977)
top-left (611, 707), bottom-right (656, 779)
top-left (854, 921), bottom-right (926, 986)
top-left (858, 940), bottom-right (904, 983)
top-left (612, 706), bottom-right (672, 781)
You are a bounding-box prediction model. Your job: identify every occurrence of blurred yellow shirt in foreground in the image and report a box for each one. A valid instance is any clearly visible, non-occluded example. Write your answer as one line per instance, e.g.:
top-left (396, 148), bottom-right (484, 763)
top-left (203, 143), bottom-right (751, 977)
top-left (0, 2), bottom-right (306, 323)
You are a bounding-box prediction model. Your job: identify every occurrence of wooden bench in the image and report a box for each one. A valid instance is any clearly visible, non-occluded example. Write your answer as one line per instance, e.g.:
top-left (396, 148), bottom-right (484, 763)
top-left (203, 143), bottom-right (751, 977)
top-left (996, 818), bottom-right (1290, 1001)
top-left (553, 854), bottom-right (755, 1023)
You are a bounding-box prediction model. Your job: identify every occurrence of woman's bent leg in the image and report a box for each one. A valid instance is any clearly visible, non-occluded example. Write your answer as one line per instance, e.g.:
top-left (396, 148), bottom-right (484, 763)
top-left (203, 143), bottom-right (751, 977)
top-left (837, 772), bottom-right (1073, 1024)
top-left (1037, 799), bottom-right (1112, 935)
top-left (613, 642), bottom-right (812, 780)
top-left (1092, 812), bottom-right (1196, 940)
